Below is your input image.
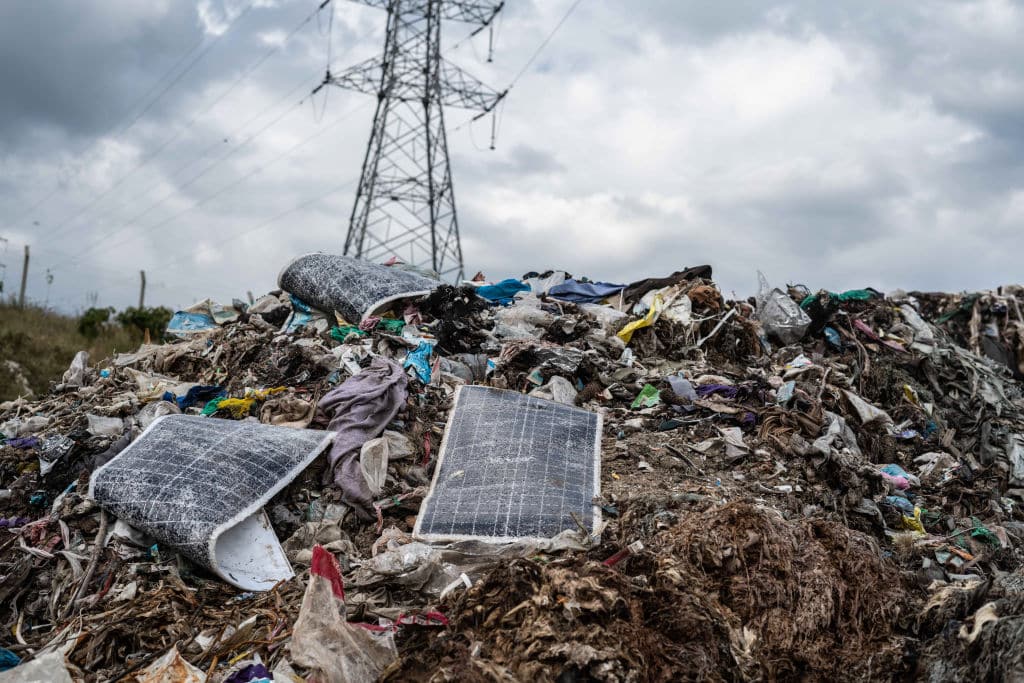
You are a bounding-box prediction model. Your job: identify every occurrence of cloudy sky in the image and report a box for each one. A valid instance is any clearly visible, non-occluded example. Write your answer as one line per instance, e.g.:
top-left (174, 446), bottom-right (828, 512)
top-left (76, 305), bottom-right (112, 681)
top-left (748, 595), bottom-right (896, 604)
top-left (1, 0), bottom-right (1022, 313)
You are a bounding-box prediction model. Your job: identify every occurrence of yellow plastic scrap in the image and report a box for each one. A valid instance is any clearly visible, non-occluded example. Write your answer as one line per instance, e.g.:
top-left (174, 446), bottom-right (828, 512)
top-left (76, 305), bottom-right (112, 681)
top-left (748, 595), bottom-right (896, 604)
top-left (216, 397), bottom-right (255, 418)
top-left (903, 384), bottom-right (922, 408)
top-left (617, 294), bottom-right (666, 344)
top-left (215, 387), bottom-right (286, 418)
top-left (249, 386), bottom-right (287, 400)
top-left (902, 507), bottom-right (926, 534)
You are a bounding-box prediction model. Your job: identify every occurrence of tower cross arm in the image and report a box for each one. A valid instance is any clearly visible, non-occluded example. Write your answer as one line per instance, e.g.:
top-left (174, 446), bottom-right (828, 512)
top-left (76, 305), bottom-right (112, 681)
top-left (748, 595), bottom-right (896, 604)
top-left (439, 58), bottom-right (505, 111)
top-left (345, 0), bottom-right (503, 26)
top-left (329, 56), bottom-right (505, 112)
top-left (327, 56), bottom-right (386, 98)
top-left (440, 1), bottom-right (504, 24)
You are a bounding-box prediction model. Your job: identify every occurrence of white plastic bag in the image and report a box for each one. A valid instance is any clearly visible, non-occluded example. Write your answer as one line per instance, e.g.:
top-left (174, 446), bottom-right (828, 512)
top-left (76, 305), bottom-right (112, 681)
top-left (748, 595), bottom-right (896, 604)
top-left (290, 545), bottom-right (397, 682)
top-left (755, 271), bottom-right (810, 344)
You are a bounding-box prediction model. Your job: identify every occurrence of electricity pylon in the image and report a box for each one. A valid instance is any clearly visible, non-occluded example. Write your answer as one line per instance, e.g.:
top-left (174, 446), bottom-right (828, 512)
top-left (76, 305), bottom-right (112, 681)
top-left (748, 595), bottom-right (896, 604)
top-left (327, 0), bottom-right (505, 280)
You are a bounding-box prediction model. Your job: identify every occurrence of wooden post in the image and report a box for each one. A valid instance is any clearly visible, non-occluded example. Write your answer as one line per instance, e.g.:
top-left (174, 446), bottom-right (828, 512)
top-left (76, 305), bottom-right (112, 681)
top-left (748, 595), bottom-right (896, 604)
top-left (17, 245), bottom-right (29, 307)
top-left (138, 270), bottom-right (146, 309)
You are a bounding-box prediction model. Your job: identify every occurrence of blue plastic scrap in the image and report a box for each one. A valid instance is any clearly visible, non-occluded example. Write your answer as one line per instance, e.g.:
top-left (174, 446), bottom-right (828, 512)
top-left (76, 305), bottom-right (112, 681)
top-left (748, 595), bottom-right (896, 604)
top-left (166, 311), bottom-right (217, 337)
top-left (776, 380), bottom-right (796, 404)
top-left (476, 279), bottom-right (529, 305)
top-left (824, 326), bottom-right (842, 349)
top-left (285, 295), bottom-right (316, 333)
top-left (163, 385), bottom-right (226, 411)
top-left (0, 647), bottom-right (21, 671)
top-left (547, 280), bottom-right (625, 304)
top-left (403, 341), bottom-right (434, 383)
top-left (885, 495), bottom-right (915, 514)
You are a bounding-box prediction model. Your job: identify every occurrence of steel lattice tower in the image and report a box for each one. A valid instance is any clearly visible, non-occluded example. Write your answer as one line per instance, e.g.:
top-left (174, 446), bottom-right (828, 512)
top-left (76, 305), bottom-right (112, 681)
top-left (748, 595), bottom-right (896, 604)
top-left (329, 0), bottom-right (505, 280)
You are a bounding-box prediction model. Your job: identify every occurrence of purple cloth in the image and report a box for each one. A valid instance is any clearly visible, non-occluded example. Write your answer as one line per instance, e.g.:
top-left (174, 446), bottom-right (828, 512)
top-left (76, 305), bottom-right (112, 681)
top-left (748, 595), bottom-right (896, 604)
top-left (315, 357), bottom-right (408, 520)
top-left (4, 437), bottom-right (39, 449)
top-left (224, 664), bottom-right (272, 683)
top-left (696, 384), bottom-right (739, 399)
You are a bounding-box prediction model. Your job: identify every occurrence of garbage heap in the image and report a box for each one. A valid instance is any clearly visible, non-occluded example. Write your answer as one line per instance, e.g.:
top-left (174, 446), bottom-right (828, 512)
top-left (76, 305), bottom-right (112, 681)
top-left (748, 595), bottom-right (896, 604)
top-left (1, 257), bottom-right (1024, 682)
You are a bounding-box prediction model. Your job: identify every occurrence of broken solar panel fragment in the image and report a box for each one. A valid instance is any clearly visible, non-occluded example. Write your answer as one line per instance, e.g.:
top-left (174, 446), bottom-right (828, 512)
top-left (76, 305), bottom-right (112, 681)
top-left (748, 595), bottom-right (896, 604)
top-left (278, 253), bottom-right (439, 323)
top-left (88, 414), bottom-right (334, 590)
top-left (414, 385), bottom-right (602, 543)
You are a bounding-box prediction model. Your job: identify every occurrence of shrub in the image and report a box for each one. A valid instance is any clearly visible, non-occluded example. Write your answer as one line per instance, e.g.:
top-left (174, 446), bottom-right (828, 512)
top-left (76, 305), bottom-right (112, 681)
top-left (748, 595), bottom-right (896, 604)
top-left (115, 306), bottom-right (174, 338)
top-left (77, 307), bottom-right (115, 339)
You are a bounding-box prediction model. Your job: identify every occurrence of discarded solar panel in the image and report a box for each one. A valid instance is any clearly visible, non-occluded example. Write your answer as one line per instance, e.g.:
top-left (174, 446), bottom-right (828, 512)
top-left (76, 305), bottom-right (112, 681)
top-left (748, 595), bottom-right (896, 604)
top-left (414, 386), bottom-right (602, 542)
top-left (89, 414), bottom-right (333, 591)
top-left (278, 253), bottom-right (439, 323)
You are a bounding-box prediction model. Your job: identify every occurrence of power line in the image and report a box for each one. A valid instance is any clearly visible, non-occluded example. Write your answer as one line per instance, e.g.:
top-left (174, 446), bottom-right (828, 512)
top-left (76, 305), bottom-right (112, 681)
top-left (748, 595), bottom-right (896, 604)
top-left (3, 240), bottom-right (141, 284)
top-left (66, 74), bottom-right (324, 239)
top-left (35, 0), bottom-right (331, 243)
top-left (448, 0), bottom-right (586, 140)
top-left (7, 3), bottom-right (256, 230)
top-left (508, 0), bottom-right (586, 88)
top-left (154, 174), bottom-right (360, 274)
top-left (45, 75), bottom-right (318, 246)
top-left (115, 2), bottom-right (258, 142)
top-left (51, 100), bottom-right (371, 268)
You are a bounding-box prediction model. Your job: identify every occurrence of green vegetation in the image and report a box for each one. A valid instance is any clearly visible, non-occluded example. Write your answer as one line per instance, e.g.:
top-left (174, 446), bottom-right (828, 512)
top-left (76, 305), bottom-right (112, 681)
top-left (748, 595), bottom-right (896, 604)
top-left (116, 306), bottom-right (173, 338)
top-left (77, 306), bottom-right (115, 339)
top-left (0, 302), bottom-right (164, 401)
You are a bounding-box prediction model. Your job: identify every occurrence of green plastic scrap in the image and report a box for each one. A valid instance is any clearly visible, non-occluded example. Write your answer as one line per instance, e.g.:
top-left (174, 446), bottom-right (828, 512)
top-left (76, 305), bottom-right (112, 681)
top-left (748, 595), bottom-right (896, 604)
top-left (800, 289), bottom-right (876, 310)
top-left (949, 517), bottom-right (1001, 549)
top-left (631, 384), bottom-right (662, 409)
top-left (935, 294), bottom-right (980, 325)
top-left (969, 516), bottom-right (1001, 546)
top-left (330, 319), bottom-right (404, 341)
top-left (330, 325), bottom-right (367, 342)
top-left (377, 318), bottom-right (406, 333)
top-left (200, 396), bottom-right (226, 416)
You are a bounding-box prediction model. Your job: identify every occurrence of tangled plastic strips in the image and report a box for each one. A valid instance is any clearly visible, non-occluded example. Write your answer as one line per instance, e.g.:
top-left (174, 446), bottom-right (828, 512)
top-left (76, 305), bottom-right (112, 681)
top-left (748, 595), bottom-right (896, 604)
top-left (278, 253), bottom-right (438, 323)
top-left (415, 386), bottom-right (602, 542)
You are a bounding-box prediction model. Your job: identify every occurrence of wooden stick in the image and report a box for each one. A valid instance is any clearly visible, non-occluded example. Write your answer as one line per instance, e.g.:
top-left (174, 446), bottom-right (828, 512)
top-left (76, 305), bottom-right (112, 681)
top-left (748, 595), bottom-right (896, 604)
top-left (61, 510), bottom-right (107, 621)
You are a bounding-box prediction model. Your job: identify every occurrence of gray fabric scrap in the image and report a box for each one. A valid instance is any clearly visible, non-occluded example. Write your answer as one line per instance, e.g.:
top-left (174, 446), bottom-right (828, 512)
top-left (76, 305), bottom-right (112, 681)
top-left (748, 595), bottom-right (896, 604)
top-left (315, 357), bottom-right (409, 519)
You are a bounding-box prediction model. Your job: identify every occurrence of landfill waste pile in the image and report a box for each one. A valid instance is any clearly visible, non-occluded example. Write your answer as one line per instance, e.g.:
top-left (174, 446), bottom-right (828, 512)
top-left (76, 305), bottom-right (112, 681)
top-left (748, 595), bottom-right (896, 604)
top-left (1, 254), bottom-right (1024, 681)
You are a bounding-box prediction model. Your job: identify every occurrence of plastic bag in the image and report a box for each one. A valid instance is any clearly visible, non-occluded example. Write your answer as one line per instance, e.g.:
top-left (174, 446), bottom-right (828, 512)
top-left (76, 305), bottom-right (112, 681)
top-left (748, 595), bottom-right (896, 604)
top-left (290, 546), bottom-right (397, 682)
top-left (630, 384), bottom-right (661, 409)
top-left (522, 271), bottom-right (567, 295)
top-left (528, 376), bottom-right (578, 405)
top-left (578, 303), bottom-right (627, 333)
top-left (402, 341), bottom-right (434, 384)
top-left (135, 647), bottom-right (205, 683)
top-left (755, 271), bottom-right (810, 344)
top-left (842, 389), bottom-right (894, 426)
top-left (166, 311), bottom-right (218, 338)
top-left (492, 294), bottom-right (555, 339)
top-left (359, 431), bottom-right (413, 495)
top-left (0, 651), bottom-right (74, 682)
top-left (86, 414), bottom-right (124, 438)
top-left (617, 294), bottom-right (666, 344)
top-left (61, 351), bottom-right (89, 388)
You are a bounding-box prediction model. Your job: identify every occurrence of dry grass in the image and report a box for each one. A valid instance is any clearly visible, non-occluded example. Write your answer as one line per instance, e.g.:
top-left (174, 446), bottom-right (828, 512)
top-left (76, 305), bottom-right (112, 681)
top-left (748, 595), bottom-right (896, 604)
top-left (0, 302), bottom-right (141, 401)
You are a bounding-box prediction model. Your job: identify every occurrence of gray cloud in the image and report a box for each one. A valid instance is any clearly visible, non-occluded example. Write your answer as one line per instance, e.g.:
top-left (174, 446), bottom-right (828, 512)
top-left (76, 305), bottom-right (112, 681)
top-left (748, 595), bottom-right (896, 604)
top-left (2, 0), bottom-right (1024, 313)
